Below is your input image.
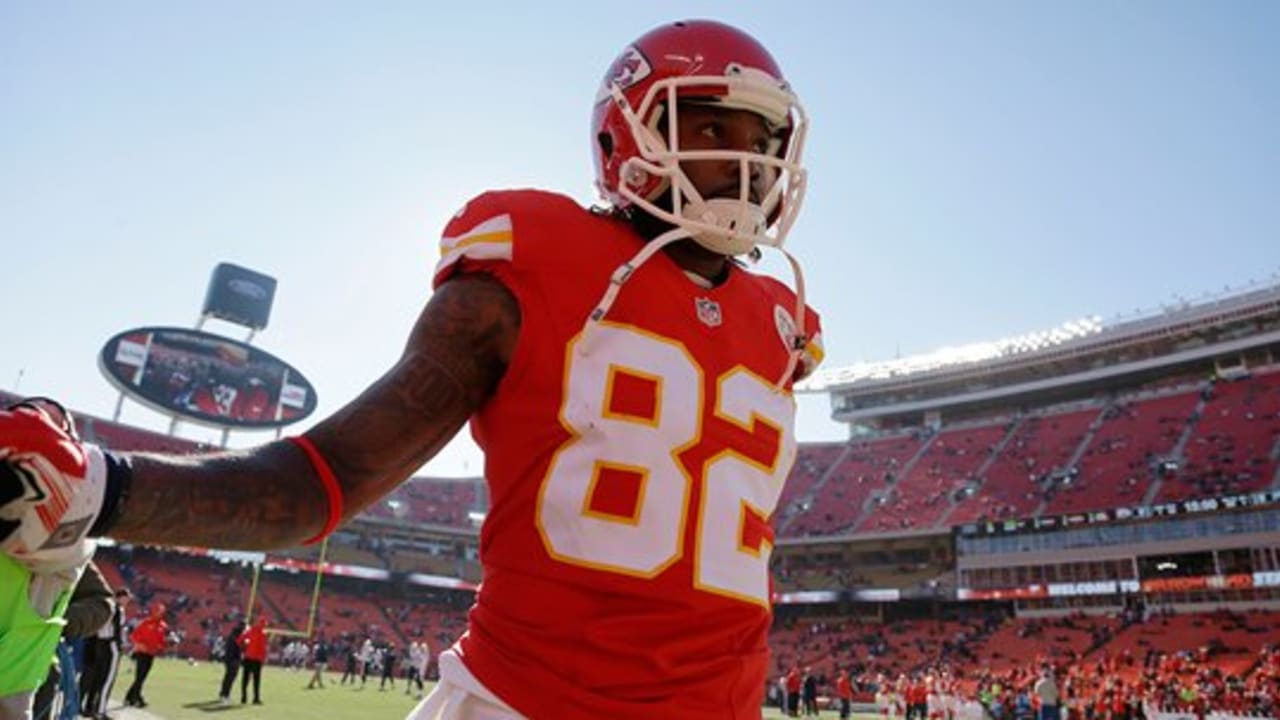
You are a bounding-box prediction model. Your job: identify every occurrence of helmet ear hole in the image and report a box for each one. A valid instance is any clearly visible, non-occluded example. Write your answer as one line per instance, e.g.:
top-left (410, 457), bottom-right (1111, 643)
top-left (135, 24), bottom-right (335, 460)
top-left (597, 132), bottom-right (614, 159)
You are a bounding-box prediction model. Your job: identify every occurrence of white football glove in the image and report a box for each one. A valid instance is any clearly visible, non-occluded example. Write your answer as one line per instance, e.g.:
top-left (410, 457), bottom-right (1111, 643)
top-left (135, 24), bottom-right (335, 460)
top-left (0, 399), bottom-right (108, 574)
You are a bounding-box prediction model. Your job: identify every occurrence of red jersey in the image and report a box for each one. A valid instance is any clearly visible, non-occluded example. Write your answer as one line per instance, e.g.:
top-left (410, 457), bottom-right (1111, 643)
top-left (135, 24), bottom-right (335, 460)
top-left (238, 625), bottom-right (269, 662)
top-left (130, 616), bottom-right (168, 656)
top-left (433, 190), bottom-right (823, 720)
top-left (837, 674), bottom-right (853, 700)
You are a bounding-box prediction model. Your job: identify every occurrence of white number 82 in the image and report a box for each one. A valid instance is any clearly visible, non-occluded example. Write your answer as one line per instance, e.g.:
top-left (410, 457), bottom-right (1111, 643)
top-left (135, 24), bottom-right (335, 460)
top-left (536, 323), bottom-right (797, 607)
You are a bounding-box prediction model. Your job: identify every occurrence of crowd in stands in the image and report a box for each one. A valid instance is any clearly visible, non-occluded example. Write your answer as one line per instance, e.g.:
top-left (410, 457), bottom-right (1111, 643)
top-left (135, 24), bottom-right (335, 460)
top-left (961, 610), bottom-right (1280, 719)
top-left (769, 608), bottom-right (1280, 718)
top-left (777, 370), bottom-right (1280, 539)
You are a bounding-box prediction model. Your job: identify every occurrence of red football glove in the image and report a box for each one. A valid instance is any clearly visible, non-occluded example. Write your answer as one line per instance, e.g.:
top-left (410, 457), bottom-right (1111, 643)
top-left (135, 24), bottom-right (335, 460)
top-left (0, 399), bottom-right (108, 573)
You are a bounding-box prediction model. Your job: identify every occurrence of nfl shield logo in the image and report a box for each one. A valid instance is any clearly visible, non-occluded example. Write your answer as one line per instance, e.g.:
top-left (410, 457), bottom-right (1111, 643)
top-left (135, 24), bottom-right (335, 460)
top-left (695, 297), bottom-right (722, 327)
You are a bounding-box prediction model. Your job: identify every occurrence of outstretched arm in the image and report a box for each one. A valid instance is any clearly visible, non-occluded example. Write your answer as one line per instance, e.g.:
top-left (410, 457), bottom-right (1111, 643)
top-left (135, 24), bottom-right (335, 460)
top-left (107, 273), bottom-right (519, 549)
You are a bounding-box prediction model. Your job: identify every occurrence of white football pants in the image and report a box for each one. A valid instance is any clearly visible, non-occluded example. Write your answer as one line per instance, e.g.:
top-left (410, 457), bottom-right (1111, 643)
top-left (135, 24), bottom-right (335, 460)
top-left (406, 650), bottom-right (523, 720)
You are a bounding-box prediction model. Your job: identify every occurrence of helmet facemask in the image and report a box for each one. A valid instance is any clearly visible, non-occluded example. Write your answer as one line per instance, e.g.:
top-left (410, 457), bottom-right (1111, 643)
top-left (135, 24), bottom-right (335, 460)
top-left (608, 66), bottom-right (808, 257)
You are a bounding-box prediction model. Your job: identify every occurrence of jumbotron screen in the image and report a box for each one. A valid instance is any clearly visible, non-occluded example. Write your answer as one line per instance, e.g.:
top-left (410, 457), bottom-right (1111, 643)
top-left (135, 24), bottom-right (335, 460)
top-left (99, 326), bottom-right (317, 429)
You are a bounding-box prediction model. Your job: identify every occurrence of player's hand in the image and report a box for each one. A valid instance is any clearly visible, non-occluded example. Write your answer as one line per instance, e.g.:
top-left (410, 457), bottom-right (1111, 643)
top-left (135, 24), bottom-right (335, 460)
top-left (0, 398), bottom-right (106, 573)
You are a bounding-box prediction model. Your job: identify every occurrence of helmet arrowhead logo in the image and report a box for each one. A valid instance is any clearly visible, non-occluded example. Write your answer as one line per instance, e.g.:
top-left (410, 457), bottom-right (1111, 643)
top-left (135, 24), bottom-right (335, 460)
top-left (611, 46), bottom-right (652, 89)
top-left (596, 46), bottom-right (652, 104)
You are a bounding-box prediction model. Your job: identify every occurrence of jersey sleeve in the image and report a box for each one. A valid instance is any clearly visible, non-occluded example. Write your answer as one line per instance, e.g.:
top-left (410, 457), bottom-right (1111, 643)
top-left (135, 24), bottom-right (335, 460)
top-left (764, 274), bottom-right (824, 384)
top-left (797, 308), bottom-right (824, 382)
top-left (432, 191), bottom-right (518, 289)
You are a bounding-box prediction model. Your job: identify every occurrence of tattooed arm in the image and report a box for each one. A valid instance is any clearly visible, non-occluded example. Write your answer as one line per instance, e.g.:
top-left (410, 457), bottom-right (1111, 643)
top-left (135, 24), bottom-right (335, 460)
top-left (107, 273), bottom-right (520, 549)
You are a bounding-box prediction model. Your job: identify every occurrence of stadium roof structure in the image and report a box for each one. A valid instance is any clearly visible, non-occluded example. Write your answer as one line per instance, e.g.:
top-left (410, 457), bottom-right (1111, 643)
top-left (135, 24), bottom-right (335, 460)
top-left (801, 278), bottom-right (1280, 394)
top-left (801, 279), bottom-right (1280, 425)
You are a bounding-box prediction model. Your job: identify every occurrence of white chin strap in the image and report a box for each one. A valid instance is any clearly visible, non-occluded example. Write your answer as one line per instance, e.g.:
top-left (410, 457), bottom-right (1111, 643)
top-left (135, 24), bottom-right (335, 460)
top-left (584, 226), bottom-right (689, 325)
top-left (579, 227), bottom-right (809, 393)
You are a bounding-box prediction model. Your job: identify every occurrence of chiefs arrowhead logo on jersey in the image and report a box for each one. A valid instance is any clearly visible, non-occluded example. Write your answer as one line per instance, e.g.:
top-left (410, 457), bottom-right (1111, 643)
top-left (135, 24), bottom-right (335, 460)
top-left (595, 46), bottom-right (652, 104)
top-left (774, 305), bottom-right (798, 350)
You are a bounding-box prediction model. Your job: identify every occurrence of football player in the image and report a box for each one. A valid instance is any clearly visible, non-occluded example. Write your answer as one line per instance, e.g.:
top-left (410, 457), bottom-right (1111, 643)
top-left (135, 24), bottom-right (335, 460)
top-left (1, 19), bottom-right (823, 720)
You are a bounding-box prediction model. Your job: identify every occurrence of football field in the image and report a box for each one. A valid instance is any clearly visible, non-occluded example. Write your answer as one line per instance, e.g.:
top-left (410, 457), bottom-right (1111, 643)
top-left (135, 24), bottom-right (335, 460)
top-left (102, 658), bottom-right (860, 719)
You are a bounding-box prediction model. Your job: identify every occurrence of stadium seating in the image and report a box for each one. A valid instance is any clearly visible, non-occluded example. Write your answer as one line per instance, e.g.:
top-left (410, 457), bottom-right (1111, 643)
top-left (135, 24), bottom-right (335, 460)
top-left (386, 600), bottom-right (471, 654)
top-left (1042, 391), bottom-right (1200, 515)
top-left (116, 552), bottom-right (269, 658)
top-left (774, 381), bottom-right (1245, 538)
top-left (1157, 371), bottom-right (1280, 502)
top-left (777, 443), bottom-right (848, 522)
top-left (78, 415), bottom-right (212, 455)
top-left (285, 581), bottom-right (393, 644)
top-left (769, 615), bottom-right (992, 681)
top-left (783, 434), bottom-right (924, 537)
top-left (359, 476), bottom-right (482, 530)
top-left (1098, 610), bottom-right (1280, 679)
top-left (947, 407), bottom-right (1098, 525)
top-left (94, 548), bottom-right (469, 661)
top-left (963, 615), bottom-right (1117, 674)
top-left (857, 424), bottom-right (1009, 533)
top-left (766, 609), bottom-right (1280, 699)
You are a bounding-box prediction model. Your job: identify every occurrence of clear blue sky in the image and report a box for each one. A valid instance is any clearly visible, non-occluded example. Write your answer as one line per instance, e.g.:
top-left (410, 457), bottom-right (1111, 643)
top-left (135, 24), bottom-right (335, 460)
top-left (2, 2), bottom-right (1277, 476)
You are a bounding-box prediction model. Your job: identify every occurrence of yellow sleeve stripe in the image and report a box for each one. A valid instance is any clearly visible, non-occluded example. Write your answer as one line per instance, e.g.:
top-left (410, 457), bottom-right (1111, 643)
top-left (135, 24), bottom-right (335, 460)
top-left (799, 331), bottom-right (825, 379)
top-left (804, 332), bottom-right (825, 366)
top-left (434, 214), bottom-right (514, 276)
top-left (448, 229), bottom-right (512, 251)
top-left (439, 213), bottom-right (513, 253)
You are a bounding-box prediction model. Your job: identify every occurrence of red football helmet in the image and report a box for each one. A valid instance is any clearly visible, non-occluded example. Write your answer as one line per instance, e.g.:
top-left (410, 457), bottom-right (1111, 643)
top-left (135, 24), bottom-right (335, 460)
top-left (592, 20), bottom-right (808, 256)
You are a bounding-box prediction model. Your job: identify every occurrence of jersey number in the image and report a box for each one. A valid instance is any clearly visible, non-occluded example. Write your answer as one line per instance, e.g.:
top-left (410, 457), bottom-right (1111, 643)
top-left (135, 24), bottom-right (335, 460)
top-left (536, 323), bottom-right (795, 607)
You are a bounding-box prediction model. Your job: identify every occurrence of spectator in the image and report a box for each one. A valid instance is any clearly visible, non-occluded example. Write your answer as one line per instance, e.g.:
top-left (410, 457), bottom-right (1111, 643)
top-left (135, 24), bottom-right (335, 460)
top-left (237, 617), bottom-right (268, 705)
top-left (79, 584), bottom-right (130, 720)
top-left (836, 667), bottom-right (854, 719)
top-left (379, 643), bottom-right (398, 691)
top-left (802, 666), bottom-right (819, 717)
top-left (307, 638), bottom-right (329, 690)
top-left (1035, 667), bottom-right (1060, 720)
top-left (405, 641), bottom-right (425, 697)
top-left (786, 666), bottom-right (802, 717)
top-left (216, 621), bottom-right (244, 706)
top-left (123, 602), bottom-right (169, 708)
top-left (340, 641), bottom-right (359, 685)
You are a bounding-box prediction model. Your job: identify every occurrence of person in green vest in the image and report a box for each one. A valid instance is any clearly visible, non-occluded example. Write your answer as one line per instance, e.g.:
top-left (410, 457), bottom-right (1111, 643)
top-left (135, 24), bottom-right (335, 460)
top-left (0, 556), bottom-right (96, 718)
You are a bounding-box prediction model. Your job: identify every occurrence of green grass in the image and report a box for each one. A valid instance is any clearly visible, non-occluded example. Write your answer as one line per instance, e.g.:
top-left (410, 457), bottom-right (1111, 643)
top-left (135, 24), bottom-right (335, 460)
top-left (109, 658), bottom-right (858, 719)
top-left (109, 658), bottom-right (428, 720)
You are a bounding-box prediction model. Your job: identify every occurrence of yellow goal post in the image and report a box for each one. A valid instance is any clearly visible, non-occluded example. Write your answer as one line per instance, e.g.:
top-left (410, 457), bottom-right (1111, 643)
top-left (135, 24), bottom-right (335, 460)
top-left (211, 538), bottom-right (329, 640)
